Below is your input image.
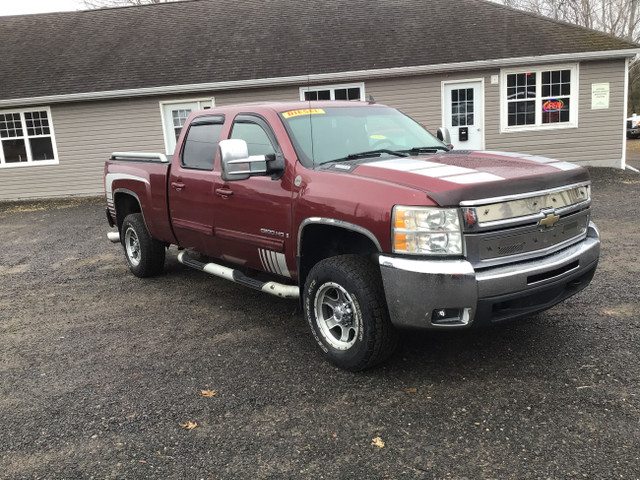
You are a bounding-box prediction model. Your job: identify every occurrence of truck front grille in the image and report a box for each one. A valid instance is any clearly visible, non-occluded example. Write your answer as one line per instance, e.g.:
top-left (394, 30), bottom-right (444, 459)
top-left (465, 209), bottom-right (589, 267)
top-left (461, 183), bottom-right (591, 268)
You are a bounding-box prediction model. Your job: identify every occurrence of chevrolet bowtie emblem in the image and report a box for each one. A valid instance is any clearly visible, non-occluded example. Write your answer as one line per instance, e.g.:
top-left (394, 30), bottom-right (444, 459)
top-left (539, 212), bottom-right (560, 228)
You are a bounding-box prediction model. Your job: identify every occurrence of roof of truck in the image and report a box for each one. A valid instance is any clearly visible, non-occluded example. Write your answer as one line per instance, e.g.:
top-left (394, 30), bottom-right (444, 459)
top-left (197, 101), bottom-right (388, 114)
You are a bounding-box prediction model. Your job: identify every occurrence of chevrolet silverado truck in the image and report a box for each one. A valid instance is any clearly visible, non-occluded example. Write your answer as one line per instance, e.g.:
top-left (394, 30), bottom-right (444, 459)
top-left (105, 101), bottom-right (600, 370)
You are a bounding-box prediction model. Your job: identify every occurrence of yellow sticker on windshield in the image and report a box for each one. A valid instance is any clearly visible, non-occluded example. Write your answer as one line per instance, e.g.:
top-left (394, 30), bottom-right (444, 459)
top-left (282, 108), bottom-right (326, 118)
top-left (370, 134), bottom-right (387, 139)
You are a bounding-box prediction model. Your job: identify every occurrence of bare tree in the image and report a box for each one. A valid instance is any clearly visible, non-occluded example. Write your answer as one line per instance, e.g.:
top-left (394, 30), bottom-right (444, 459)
top-left (492, 0), bottom-right (639, 41)
top-left (83, 0), bottom-right (185, 8)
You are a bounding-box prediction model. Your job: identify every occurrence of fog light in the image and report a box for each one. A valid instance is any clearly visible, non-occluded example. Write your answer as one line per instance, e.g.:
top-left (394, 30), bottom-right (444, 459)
top-left (431, 307), bottom-right (472, 326)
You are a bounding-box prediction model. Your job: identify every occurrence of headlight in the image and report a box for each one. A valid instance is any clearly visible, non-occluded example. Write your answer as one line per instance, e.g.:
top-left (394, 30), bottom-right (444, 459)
top-left (393, 206), bottom-right (463, 255)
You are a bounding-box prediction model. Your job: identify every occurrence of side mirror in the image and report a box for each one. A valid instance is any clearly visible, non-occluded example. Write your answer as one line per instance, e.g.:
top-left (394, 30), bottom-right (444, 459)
top-left (436, 127), bottom-right (452, 147)
top-left (219, 139), bottom-right (281, 182)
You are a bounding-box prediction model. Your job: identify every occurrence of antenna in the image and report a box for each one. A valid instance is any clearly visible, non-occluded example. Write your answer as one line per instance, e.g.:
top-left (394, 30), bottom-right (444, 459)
top-left (307, 75), bottom-right (316, 166)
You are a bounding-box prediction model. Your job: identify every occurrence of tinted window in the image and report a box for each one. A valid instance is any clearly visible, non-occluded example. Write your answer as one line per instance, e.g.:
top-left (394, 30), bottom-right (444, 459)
top-left (181, 122), bottom-right (223, 170)
top-left (230, 122), bottom-right (276, 156)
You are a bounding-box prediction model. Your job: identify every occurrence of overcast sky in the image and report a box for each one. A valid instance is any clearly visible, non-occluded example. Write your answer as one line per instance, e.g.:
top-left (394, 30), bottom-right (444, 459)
top-left (0, 0), bottom-right (88, 16)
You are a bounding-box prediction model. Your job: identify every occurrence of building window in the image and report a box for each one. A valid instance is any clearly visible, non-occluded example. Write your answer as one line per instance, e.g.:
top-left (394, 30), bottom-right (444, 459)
top-left (299, 83), bottom-right (365, 102)
top-left (502, 65), bottom-right (577, 131)
top-left (0, 107), bottom-right (58, 167)
top-left (160, 99), bottom-right (214, 154)
top-left (451, 88), bottom-right (474, 126)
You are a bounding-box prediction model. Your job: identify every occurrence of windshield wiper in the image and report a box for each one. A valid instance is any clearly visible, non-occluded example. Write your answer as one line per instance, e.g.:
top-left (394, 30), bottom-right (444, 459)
top-left (342, 149), bottom-right (409, 161)
top-left (403, 146), bottom-right (451, 154)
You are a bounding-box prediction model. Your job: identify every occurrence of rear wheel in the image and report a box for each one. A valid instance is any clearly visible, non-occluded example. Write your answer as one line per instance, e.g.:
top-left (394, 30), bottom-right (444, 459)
top-left (121, 213), bottom-right (165, 277)
top-left (303, 255), bottom-right (397, 371)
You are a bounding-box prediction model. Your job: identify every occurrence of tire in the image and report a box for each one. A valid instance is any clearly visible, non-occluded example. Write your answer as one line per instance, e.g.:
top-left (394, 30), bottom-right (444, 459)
top-left (303, 255), bottom-right (397, 371)
top-left (121, 213), bottom-right (165, 278)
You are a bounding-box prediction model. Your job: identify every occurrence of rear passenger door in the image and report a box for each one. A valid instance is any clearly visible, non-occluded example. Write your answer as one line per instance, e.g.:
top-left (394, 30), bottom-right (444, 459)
top-left (168, 115), bottom-right (224, 255)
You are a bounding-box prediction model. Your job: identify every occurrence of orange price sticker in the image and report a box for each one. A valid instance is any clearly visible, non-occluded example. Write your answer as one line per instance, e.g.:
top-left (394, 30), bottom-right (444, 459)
top-left (282, 108), bottom-right (326, 118)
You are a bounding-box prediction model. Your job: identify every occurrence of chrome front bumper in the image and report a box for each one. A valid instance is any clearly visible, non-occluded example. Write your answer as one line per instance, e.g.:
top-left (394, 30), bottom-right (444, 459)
top-left (378, 222), bottom-right (600, 329)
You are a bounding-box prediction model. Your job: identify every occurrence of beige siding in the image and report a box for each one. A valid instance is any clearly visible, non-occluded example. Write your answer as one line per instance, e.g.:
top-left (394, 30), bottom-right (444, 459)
top-left (366, 69), bottom-right (496, 133)
top-left (367, 59), bottom-right (626, 167)
top-left (0, 59), bottom-right (626, 201)
top-left (0, 99), bottom-right (164, 201)
top-left (486, 59), bottom-right (626, 167)
top-left (0, 86), bottom-right (297, 201)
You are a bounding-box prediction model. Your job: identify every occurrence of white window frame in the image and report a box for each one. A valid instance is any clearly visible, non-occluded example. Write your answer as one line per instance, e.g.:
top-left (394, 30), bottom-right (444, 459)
top-left (0, 106), bottom-right (59, 168)
top-left (159, 98), bottom-right (215, 154)
top-left (299, 82), bottom-right (366, 101)
top-left (500, 64), bottom-right (579, 133)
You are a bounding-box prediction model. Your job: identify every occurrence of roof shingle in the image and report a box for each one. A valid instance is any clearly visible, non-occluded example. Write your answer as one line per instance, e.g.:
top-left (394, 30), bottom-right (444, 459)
top-left (0, 0), bottom-right (636, 101)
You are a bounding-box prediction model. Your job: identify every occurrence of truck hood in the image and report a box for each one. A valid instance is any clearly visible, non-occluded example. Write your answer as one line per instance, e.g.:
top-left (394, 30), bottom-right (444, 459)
top-left (343, 150), bottom-right (590, 206)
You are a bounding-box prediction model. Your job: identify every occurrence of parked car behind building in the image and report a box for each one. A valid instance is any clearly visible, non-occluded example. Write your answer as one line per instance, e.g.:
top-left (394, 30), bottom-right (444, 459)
top-left (628, 114), bottom-right (640, 139)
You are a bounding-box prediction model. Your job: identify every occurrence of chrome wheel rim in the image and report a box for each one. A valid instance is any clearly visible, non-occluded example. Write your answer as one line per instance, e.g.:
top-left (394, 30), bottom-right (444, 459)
top-left (124, 227), bottom-right (141, 267)
top-left (314, 282), bottom-right (359, 350)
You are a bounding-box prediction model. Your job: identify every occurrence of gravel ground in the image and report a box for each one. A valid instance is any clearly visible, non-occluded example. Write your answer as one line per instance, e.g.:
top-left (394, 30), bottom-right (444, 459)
top-left (1, 159), bottom-right (639, 479)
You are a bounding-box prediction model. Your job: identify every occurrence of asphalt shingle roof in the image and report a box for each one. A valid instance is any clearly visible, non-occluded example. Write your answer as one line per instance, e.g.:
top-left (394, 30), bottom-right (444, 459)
top-left (0, 0), bottom-right (636, 101)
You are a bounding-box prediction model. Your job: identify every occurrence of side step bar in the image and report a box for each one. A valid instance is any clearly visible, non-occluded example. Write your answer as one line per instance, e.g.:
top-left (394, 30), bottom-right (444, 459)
top-left (177, 251), bottom-right (300, 299)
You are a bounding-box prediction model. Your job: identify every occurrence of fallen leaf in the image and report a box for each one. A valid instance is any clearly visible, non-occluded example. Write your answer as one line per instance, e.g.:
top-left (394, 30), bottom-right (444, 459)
top-left (406, 388), bottom-right (417, 394)
top-left (332, 433), bottom-right (338, 438)
top-left (180, 421), bottom-right (198, 430)
top-left (371, 436), bottom-right (385, 448)
top-left (201, 389), bottom-right (217, 398)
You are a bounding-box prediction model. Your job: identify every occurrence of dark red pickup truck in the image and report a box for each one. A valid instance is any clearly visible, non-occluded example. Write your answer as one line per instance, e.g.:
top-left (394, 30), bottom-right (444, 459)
top-left (105, 101), bottom-right (600, 370)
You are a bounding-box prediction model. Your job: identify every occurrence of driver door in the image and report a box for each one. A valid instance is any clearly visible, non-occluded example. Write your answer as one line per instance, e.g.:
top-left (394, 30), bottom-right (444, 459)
top-left (212, 114), bottom-right (294, 278)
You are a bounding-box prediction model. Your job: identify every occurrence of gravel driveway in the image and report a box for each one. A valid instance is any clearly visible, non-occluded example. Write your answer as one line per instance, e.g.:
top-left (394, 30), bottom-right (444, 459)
top-left (1, 165), bottom-right (639, 479)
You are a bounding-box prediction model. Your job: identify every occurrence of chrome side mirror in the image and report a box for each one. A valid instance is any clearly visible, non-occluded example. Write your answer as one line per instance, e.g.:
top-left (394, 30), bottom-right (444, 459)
top-left (219, 139), bottom-right (269, 181)
top-left (436, 127), bottom-right (452, 147)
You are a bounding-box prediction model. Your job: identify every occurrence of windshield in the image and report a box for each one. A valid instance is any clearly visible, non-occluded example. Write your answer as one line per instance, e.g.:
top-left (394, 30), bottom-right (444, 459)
top-left (279, 106), bottom-right (446, 167)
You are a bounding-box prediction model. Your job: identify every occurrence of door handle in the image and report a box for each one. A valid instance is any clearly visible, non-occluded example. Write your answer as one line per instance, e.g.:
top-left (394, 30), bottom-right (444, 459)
top-left (171, 181), bottom-right (186, 190)
top-left (216, 187), bottom-right (234, 198)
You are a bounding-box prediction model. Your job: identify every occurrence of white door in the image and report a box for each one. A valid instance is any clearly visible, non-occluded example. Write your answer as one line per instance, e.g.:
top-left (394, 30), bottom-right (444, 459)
top-left (443, 81), bottom-right (484, 150)
top-left (161, 100), bottom-right (213, 154)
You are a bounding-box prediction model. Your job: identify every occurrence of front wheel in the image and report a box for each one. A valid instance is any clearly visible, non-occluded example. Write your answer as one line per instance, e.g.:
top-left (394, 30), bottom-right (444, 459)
top-left (121, 213), bottom-right (165, 278)
top-left (303, 255), bottom-right (397, 371)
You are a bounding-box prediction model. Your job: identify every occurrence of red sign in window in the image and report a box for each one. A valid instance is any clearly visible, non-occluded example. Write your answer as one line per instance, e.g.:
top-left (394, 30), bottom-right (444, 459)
top-left (543, 99), bottom-right (565, 112)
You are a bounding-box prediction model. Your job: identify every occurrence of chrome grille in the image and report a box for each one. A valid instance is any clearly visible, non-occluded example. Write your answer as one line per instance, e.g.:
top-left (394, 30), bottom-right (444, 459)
top-left (461, 183), bottom-right (590, 231)
top-left (464, 197), bottom-right (591, 269)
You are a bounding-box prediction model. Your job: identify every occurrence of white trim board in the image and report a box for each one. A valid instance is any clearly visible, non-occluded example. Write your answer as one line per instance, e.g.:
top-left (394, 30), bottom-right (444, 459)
top-left (622, 57), bottom-right (630, 169)
top-left (1, 49), bottom-right (638, 108)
